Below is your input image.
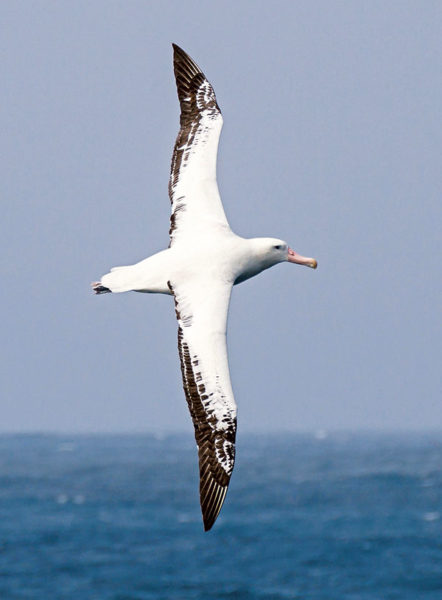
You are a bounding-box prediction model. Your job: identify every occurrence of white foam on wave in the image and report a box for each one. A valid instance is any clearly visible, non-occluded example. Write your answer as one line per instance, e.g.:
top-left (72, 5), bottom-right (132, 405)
top-left (423, 511), bottom-right (440, 522)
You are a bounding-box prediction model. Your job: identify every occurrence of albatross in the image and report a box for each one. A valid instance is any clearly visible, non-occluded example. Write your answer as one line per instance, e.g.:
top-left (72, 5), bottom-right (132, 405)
top-left (92, 44), bottom-right (317, 531)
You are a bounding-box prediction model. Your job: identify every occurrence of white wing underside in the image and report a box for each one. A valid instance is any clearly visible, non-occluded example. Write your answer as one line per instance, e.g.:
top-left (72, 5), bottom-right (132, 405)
top-left (169, 277), bottom-right (237, 531)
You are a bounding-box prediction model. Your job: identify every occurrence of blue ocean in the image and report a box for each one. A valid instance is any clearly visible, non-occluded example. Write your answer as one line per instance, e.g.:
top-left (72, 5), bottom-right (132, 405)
top-left (0, 433), bottom-right (441, 599)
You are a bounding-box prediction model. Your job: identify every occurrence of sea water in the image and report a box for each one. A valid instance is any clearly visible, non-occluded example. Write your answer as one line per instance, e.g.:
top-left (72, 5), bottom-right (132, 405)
top-left (0, 432), bottom-right (441, 599)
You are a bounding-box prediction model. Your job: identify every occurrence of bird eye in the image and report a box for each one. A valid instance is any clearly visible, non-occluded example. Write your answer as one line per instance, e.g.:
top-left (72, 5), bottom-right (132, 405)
top-left (274, 245), bottom-right (282, 250)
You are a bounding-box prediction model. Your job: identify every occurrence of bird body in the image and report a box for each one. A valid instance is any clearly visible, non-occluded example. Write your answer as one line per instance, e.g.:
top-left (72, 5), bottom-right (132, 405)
top-left (99, 233), bottom-right (295, 295)
top-left (93, 44), bottom-right (317, 530)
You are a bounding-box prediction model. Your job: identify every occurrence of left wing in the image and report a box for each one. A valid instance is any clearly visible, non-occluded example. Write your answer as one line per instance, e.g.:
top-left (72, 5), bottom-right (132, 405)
top-left (169, 44), bottom-right (230, 245)
top-left (168, 278), bottom-right (237, 531)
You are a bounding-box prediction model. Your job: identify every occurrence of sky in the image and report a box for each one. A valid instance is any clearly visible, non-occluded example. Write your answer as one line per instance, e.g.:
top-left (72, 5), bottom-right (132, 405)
top-left (1, 1), bottom-right (441, 433)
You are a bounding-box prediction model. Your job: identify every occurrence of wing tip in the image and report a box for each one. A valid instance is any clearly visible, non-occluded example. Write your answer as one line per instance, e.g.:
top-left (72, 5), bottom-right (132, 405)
top-left (202, 510), bottom-right (221, 532)
top-left (172, 43), bottom-right (195, 67)
top-left (201, 482), bottom-right (228, 532)
top-left (203, 520), bottom-right (214, 532)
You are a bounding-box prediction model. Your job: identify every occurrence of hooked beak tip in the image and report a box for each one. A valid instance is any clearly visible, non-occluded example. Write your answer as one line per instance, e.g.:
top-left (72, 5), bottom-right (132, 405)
top-left (287, 248), bottom-right (318, 269)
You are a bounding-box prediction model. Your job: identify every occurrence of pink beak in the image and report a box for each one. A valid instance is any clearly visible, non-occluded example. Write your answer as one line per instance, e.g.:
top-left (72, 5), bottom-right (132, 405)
top-left (287, 247), bottom-right (317, 269)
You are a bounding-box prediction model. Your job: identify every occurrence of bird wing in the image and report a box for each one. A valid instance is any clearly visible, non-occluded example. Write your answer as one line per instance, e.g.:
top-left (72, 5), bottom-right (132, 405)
top-left (169, 44), bottom-right (230, 245)
top-left (168, 278), bottom-right (237, 531)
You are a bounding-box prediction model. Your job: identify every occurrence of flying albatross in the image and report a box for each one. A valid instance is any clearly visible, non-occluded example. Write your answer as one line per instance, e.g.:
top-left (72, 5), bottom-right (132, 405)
top-left (92, 44), bottom-right (317, 531)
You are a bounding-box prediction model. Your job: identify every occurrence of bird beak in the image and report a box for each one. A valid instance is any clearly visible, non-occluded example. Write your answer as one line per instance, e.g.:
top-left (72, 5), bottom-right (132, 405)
top-left (287, 247), bottom-right (317, 269)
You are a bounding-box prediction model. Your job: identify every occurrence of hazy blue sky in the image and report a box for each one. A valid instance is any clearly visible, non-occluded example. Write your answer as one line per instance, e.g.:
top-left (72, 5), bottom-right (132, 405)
top-left (1, 1), bottom-right (441, 432)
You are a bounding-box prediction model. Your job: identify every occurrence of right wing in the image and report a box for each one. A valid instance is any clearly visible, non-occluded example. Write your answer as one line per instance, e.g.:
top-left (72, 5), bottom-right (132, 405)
top-left (168, 278), bottom-right (237, 531)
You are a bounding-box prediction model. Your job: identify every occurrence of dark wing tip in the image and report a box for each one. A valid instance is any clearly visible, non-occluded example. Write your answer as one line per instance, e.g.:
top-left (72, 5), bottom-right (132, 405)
top-left (172, 43), bottom-right (198, 65)
top-left (172, 44), bottom-right (203, 124)
top-left (201, 479), bottom-right (229, 531)
top-left (171, 44), bottom-right (220, 127)
top-left (198, 438), bottom-right (233, 531)
top-left (171, 42), bottom-right (184, 54)
top-left (172, 43), bottom-right (203, 80)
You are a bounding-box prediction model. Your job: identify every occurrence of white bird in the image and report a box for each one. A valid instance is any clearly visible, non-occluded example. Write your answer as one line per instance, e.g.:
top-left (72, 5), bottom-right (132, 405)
top-left (92, 44), bottom-right (317, 531)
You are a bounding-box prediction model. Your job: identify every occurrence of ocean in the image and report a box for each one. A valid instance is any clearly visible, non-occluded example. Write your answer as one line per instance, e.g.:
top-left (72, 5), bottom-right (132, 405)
top-left (0, 432), bottom-right (441, 599)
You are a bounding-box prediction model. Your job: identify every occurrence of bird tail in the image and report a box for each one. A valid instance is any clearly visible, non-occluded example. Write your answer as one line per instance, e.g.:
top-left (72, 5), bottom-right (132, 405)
top-left (91, 265), bottom-right (136, 294)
